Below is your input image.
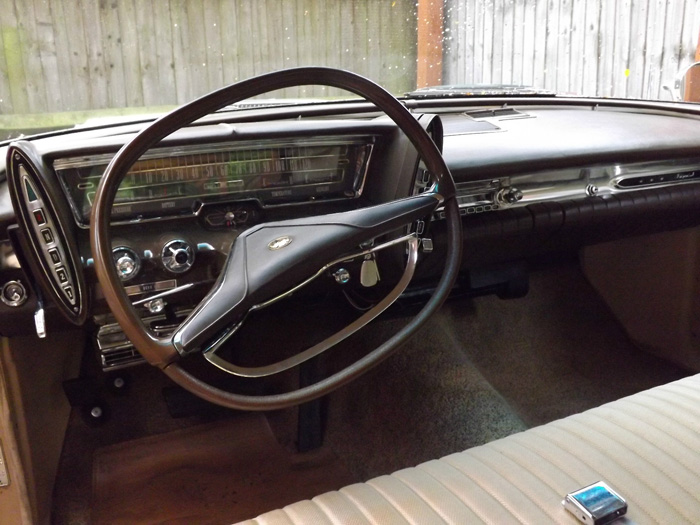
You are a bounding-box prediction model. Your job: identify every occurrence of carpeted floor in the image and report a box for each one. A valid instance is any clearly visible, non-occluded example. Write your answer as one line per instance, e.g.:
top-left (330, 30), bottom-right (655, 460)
top-left (51, 262), bottom-right (692, 523)
top-left (318, 263), bottom-right (691, 480)
top-left (92, 414), bottom-right (355, 524)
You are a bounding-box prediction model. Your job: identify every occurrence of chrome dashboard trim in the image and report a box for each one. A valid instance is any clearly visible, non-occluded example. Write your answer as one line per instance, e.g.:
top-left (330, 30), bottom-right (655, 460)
top-left (440, 158), bottom-right (700, 218)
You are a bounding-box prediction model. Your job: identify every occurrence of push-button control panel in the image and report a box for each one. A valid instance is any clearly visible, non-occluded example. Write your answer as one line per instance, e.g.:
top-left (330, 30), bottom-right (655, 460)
top-left (20, 171), bottom-right (77, 306)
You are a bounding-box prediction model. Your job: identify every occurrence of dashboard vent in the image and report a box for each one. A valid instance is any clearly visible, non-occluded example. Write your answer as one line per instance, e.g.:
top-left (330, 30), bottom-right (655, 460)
top-left (96, 308), bottom-right (193, 371)
top-left (465, 107), bottom-right (530, 120)
top-left (101, 344), bottom-right (145, 370)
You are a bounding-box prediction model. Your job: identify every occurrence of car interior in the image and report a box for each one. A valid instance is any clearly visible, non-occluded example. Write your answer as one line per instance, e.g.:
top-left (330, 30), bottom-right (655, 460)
top-left (1, 3), bottom-right (700, 525)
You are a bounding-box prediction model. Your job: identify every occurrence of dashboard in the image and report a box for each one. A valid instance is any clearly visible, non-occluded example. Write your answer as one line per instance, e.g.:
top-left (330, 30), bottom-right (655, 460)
top-left (3, 98), bottom-right (700, 370)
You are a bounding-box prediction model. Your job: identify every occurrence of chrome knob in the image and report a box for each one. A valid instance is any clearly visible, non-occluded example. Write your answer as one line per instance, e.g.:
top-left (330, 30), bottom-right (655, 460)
top-left (333, 268), bottom-right (350, 284)
top-left (112, 247), bottom-right (140, 281)
top-left (1, 280), bottom-right (27, 307)
top-left (162, 240), bottom-right (195, 274)
top-left (116, 256), bottom-right (135, 276)
top-left (497, 187), bottom-right (523, 205)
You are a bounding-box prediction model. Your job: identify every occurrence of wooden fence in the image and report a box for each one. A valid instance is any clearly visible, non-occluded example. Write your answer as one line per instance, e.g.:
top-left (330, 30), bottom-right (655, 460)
top-left (443, 0), bottom-right (700, 100)
top-left (0, 0), bottom-right (417, 115)
top-left (0, 0), bottom-right (698, 116)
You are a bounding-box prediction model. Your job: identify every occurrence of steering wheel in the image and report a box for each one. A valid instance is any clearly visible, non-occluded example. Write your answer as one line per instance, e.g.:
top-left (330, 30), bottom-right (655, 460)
top-left (90, 68), bottom-right (462, 411)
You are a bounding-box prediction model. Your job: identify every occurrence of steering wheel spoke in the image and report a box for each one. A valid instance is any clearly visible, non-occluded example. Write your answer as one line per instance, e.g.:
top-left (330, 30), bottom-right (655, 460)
top-left (172, 193), bottom-right (441, 354)
top-left (202, 236), bottom-right (420, 377)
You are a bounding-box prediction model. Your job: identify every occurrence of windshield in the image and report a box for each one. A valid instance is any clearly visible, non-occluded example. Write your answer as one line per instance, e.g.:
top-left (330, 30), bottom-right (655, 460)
top-left (1, 0), bottom-right (698, 140)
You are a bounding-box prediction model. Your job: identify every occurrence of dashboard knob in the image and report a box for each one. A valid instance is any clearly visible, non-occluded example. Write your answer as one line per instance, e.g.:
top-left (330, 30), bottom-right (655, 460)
top-left (1, 280), bottom-right (27, 307)
top-left (162, 240), bottom-right (195, 274)
top-left (112, 247), bottom-right (140, 281)
top-left (497, 187), bottom-right (524, 205)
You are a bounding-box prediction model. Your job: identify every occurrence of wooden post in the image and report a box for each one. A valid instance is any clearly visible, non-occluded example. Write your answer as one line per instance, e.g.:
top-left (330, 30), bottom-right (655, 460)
top-left (416, 0), bottom-right (444, 89)
top-left (685, 27), bottom-right (700, 102)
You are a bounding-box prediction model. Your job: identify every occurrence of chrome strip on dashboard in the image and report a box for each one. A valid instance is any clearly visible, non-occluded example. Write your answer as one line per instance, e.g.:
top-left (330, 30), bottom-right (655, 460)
top-left (437, 158), bottom-right (700, 218)
top-left (202, 236), bottom-right (419, 378)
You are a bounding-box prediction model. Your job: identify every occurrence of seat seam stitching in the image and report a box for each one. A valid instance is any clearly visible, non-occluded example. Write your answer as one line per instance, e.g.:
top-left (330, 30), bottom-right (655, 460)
top-left (416, 463), bottom-right (495, 525)
top-left (364, 478), bottom-right (420, 525)
top-left (391, 470), bottom-right (455, 524)
top-left (333, 489), bottom-right (375, 525)
top-left (442, 455), bottom-right (530, 524)
top-left (488, 441), bottom-right (574, 499)
top-left (462, 451), bottom-right (560, 523)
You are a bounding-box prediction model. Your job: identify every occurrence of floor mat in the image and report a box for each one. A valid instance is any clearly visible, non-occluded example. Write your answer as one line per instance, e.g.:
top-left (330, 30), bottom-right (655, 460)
top-left (92, 414), bottom-right (356, 524)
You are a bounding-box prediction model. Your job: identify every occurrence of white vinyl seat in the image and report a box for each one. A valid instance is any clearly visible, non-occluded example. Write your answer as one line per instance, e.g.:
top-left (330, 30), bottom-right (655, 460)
top-left (239, 374), bottom-right (700, 524)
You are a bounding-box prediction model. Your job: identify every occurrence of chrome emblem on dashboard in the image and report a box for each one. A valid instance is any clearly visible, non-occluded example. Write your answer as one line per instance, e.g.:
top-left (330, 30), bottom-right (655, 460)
top-left (268, 236), bottom-right (293, 250)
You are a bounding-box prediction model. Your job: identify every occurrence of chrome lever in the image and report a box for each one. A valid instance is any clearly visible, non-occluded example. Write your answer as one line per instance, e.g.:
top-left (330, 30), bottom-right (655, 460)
top-left (132, 282), bottom-right (195, 306)
top-left (360, 254), bottom-right (380, 287)
top-left (34, 300), bottom-right (46, 339)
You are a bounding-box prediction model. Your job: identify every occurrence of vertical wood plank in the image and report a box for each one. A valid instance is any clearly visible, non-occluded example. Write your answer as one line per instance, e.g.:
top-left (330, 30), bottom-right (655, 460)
top-left (658, 0), bottom-right (683, 99)
top-left (511, 0), bottom-right (524, 85)
top-left (30, 0), bottom-right (63, 111)
top-left (353, 0), bottom-right (369, 79)
top-left (184, 1), bottom-right (209, 98)
top-left (491, 0), bottom-right (504, 85)
top-left (366, 0), bottom-right (382, 87)
top-left (568, 0), bottom-right (584, 95)
top-left (0, 1), bottom-right (13, 114)
top-left (555, 0), bottom-right (573, 93)
top-left (482, 0), bottom-right (494, 84)
top-left (135, 0), bottom-right (162, 107)
top-left (101, 0), bottom-right (127, 107)
top-left (532, 0), bottom-right (547, 89)
top-left (463, 0), bottom-right (473, 86)
top-left (522, 0), bottom-right (537, 86)
top-left (13, 0), bottom-right (48, 112)
top-left (80, 0), bottom-right (109, 109)
top-left (472, 0), bottom-right (485, 86)
top-left (611, 0), bottom-right (632, 97)
top-left (218, 0), bottom-right (240, 85)
top-left (642, 0), bottom-right (667, 99)
top-left (544, 0), bottom-right (560, 91)
top-left (280, 0), bottom-right (296, 97)
top-left (501, 0), bottom-right (514, 85)
top-left (203, 0), bottom-right (224, 92)
top-left (150, 0), bottom-right (176, 105)
top-left (442, 0), bottom-right (459, 86)
top-left (627, 0), bottom-right (649, 99)
top-left (118, 0), bottom-right (144, 106)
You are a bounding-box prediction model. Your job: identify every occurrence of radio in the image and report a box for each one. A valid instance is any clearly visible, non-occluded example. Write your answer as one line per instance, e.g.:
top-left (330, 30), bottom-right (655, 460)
top-left (433, 179), bottom-right (524, 219)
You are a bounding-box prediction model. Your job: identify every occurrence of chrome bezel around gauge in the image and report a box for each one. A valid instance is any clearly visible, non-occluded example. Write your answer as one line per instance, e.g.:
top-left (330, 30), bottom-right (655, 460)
top-left (112, 246), bottom-right (141, 282)
top-left (161, 239), bottom-right (195, 274)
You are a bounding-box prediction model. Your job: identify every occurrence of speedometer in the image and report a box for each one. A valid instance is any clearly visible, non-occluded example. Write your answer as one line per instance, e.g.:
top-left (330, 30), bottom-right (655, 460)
top-left (53, 136), bottom-right (374, 226)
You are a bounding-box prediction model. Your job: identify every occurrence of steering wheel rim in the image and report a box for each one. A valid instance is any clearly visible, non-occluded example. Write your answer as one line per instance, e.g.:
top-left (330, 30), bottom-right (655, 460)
top-left (90, 67), bottom-right (462, 411)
